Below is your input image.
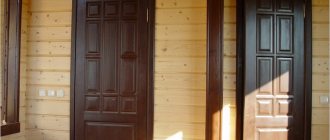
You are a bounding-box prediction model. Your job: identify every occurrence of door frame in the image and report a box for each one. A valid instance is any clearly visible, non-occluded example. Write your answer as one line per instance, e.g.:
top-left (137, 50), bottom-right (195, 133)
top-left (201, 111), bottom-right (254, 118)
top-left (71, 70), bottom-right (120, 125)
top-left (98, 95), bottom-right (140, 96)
top-left (236, 0), bottom-right (313, 139)
top-left (70, 0), bottom-right (155, 139)
top-left (1, 0), bottom-right (22, 136)
top-left (206, 0), bottom-right (224, 140)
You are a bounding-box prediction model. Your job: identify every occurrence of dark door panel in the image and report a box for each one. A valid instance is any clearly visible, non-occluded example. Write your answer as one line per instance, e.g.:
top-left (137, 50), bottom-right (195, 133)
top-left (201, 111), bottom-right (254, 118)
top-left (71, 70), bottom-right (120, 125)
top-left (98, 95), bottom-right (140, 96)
top-left (242, 0), bottom-right (306, 139)
top-left (73, 0), bottom-right (151, 139)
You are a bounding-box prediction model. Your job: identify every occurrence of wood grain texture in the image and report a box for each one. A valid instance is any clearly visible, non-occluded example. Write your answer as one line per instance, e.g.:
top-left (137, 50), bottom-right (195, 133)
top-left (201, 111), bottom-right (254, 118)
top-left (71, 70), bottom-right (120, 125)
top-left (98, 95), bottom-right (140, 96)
top-left (221, 4), bottom-right (236, 137)
top-left (25, 0), bottom-right (72, 139)
top-left (0, 0), bottom-right (4, 105)
top-left (313, 0), bottom-right (329, 6)
top-left (156, 0), bottom-right (206, 8)
top-left (29, 0), bottom-right (71, 12)
top-left (155, 41), bottom-right (206, 57)
top-left (311, 9), bottom-right (329, 140)
top-left (156, 8), bottom-right (206, 24)
top-left (206, 0), bottom-right (224, 139)
top-left (9, 0), bottom-right (327, 140)
top-left (235, 0), bottom-right (328, 139)
top-left (26, 130), bottom-right (69, 140)
top-left (154, 0), bottom-right (206, 139)
top-left (156, 25), bottom-right (206, 40)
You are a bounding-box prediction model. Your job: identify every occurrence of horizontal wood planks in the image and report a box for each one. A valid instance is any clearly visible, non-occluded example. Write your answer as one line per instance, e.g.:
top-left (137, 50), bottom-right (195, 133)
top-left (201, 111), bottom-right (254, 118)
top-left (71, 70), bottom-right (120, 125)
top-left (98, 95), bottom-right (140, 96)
top-left (0, 0), bottom-right (325, 140)
top-left (311, 0), bottom-right (329, 140)
top-left (25, 0), bottom-right (72, 139)
top-left (222, 0), bottom-right (236, 140)
top-left (154, 0), bottom-right (207, 139)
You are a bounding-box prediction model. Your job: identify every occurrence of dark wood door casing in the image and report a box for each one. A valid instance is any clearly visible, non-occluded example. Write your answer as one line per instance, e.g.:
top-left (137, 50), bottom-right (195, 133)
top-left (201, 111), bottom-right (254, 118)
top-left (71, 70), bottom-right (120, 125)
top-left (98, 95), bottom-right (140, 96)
top-left (1, 0), bottom-right (22, 136)
top-left (71, 0), bottom-right (154, 139)
top-left (206, 0), bottom-right (224, 140)
top-left (236, 0), bottom-right (312, 139)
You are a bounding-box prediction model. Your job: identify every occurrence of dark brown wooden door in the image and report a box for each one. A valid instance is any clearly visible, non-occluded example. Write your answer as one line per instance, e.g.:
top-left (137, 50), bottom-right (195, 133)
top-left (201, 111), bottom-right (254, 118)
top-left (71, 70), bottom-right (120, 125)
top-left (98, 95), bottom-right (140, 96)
top-left (73, 0), bottom-right (150, 139)
top-left (243, 0), bottom-right (306, 139)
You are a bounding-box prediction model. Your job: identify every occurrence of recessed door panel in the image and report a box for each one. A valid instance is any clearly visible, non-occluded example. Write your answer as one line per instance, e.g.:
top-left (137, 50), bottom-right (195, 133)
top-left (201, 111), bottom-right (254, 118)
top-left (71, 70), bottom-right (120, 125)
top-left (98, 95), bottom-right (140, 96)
top-left (257, 0), bottom-right (274, 11)
top-left (277, 16), bottom-right (293, 53)
top-left (257, 129), bottom-right (289, 140)
top-left (277, 0), bottom-right (293, 12)
top-left (257, 15), bottom-right (274, 53)
top-left (277, 58), bottom-right (293, 95)
top-left (86, 22), bottom-right (101, 53)
top-left (102, 21), bottom-right (119, 94)
top-left (85, 122), bottom-right (135, 140)
top-left (257, 57), bottom-right (274, 94)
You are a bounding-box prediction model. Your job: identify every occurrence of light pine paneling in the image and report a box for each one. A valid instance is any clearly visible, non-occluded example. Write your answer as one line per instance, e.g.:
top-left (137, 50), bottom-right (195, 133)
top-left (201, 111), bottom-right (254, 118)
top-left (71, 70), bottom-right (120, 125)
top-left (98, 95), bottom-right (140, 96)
top-left (18, 1), bottom-right (29, 137)
top-left (313, 41), bottom-right (329, 57)
top-left (155, 57), bottom-right (206, 73)
top-left (154, 0), bottom-right (207, 139)
top-left (28, 27), bottom-right (71, 42)
top-left (9, 0), bottom-right (327, 140)
top-left (27, 114), bottom-right (69, 130)
top-left (313, 0), bottom-right (329, 6)
top-left (222, 1), bottom-right (237, 140)
top-left (312, 125), bottom-right (329, 140)
top-left (156, 8), bottom-right (206, 24)
top-left (155, 41), bottom-right (206, 57)
top-left (29, 0), bottom-right (71, 12)
top-left (313, 7), bottom-right (329, 23)
top-left (27, 57), bottom-right (70, 71)
top-left (155, 122), bottom-right (205, 139)
top-left (311, 0), bottom-right (329, 139)
top-left (155, 89), bottom-right (206, 106)
top-left (26, 130), bottom-right (70, 140)
top-left (156, 0), bottom-right (206, 8)
top-left (156, 25), bottom-right (206, 41)
top-left (29, 12), bottom-right (72, 27)
top-left (25, 0), bottom-right (72, 140)
top-left (27, 42), bottom-right (71, 56)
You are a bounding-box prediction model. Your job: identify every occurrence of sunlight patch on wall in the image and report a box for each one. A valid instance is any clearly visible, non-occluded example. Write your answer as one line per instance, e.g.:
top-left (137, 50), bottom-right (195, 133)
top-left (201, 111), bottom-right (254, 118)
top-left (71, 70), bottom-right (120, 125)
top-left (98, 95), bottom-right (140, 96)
top-left (222, 104), bottom-right (231, 140)
top-left (165, 131), bottom-right (183, 140)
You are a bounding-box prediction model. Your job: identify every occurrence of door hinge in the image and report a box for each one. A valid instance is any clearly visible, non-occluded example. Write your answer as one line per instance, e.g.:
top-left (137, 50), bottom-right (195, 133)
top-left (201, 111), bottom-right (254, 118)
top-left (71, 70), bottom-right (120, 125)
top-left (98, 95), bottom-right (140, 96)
top-left (147, 8), bottom-right (149, 22)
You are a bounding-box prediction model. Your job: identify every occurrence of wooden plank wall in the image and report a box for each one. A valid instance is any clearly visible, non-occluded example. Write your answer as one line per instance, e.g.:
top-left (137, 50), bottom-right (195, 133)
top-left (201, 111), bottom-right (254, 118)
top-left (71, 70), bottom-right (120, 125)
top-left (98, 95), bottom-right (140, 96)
top-left (154, 0), bottom-right (207, 139)
top-left (222, 0), bottom-right (236, 140)
top-left (2, 0), bottom-right (29, 139)
top-left (311, 0), bottom-right (329, 139)
top-left (25, 0), bottom-right (71, 139)
top-left (0, 0), bottom-right (323, 140)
